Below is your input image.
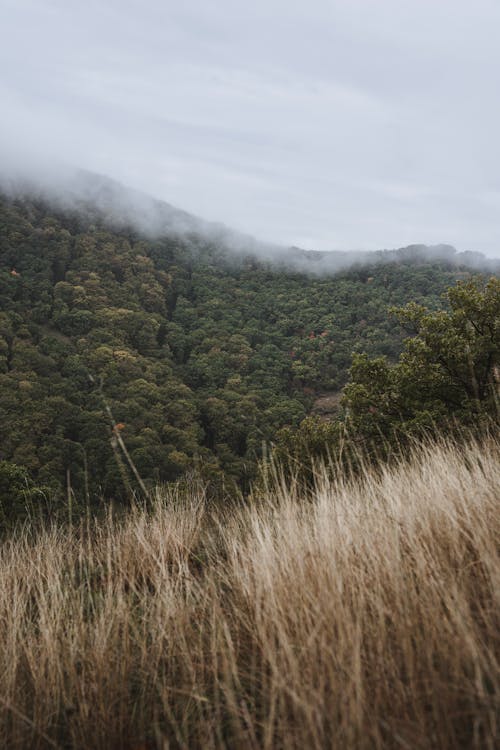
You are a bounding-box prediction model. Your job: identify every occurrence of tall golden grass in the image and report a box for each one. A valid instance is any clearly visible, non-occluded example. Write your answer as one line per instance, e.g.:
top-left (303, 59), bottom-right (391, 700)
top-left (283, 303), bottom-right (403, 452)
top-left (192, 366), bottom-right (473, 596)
top-left (0, 437), bottom-right (498, 749)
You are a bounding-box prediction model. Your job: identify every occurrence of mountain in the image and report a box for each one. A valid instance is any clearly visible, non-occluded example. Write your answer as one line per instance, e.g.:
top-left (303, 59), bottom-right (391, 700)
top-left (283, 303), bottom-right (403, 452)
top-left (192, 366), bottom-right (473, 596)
top-left (0, 172), bottom-right (497, 500)
top-left (1, 166), bottom-right (286, 260)
top-left (3, 166), bottom-right (498, 273)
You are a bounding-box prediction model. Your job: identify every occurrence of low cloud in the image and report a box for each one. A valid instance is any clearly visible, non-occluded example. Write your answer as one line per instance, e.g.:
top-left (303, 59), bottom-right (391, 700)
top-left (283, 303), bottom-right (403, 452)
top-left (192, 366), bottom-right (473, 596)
top-left (1, 0), bottom-right (499, 257)
top-left (2, 162), bottom-right (497, 276)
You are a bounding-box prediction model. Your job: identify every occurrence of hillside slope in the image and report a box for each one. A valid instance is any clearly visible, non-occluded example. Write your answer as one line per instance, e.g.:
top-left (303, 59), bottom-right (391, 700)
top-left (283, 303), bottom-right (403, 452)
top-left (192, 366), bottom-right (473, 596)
top-left (0, 181), bottom-right (496, 497)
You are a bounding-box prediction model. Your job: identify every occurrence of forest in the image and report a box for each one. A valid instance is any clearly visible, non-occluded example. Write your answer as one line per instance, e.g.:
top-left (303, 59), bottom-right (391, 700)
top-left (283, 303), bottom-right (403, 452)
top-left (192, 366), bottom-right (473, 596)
top-left (0, 189), bottom-right (498, 511)
top-left (0, 187), bottom-right (498, 750)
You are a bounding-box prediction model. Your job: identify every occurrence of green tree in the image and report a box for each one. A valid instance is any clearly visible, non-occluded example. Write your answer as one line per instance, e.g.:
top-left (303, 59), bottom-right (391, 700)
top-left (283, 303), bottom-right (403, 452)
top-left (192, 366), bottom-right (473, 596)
top-left (0, 461), bottom-right (50, 527)
top-left (343, 277), bottom-right (500, 440)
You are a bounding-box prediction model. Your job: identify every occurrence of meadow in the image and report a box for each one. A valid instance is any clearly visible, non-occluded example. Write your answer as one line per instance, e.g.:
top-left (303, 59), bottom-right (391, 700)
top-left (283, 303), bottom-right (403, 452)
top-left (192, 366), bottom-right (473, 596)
top-left (0, 437), bottom-right (498, 749)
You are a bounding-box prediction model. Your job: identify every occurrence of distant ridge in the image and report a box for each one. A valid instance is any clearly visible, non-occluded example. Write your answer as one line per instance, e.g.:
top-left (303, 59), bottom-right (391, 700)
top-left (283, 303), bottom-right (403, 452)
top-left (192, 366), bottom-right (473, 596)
top-left (1, 166), bottom-right (498, 274)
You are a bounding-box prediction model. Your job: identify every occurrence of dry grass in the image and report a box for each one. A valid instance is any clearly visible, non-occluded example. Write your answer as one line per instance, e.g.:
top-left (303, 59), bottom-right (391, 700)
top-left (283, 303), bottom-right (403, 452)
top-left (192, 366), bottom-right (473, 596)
top-left (0, 438), bottom-right (498, 749)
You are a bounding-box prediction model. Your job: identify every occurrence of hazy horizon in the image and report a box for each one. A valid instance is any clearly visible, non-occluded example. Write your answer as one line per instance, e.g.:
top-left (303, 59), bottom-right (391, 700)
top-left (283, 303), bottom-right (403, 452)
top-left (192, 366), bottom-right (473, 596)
top-left (1, 1), bottom-right (500, 256)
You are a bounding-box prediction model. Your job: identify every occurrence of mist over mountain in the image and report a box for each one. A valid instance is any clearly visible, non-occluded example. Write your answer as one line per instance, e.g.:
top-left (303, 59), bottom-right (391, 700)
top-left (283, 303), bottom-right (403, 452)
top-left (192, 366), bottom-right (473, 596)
top-left (2, 166), bottom-right (498, 275)
top-left (0, 170), bottom-right (498, 498)
top-left (0, 164), bottom-right (284, 256)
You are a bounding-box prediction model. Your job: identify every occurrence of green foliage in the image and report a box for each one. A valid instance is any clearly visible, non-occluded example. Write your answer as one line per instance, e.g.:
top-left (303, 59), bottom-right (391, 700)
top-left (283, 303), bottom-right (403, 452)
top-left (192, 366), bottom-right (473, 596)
top-left (0, 192), bottom-right (496, 503)
top-left (273, 277), bottom-right (499, 472)
top-left (0, 461), bottom-right (49, 527)
top-left (343, 277), bottom-right (500, 442)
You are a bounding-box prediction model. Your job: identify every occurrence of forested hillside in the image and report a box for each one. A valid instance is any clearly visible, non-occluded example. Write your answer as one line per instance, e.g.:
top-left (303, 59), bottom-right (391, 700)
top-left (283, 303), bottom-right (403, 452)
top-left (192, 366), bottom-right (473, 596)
top-left (0, 189), bottom-right (495, 499)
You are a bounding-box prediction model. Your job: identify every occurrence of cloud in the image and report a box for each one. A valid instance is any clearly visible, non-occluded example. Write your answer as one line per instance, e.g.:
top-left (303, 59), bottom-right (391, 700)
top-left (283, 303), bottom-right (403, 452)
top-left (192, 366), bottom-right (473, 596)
top-left (0, 0), bottom-right (499, 256)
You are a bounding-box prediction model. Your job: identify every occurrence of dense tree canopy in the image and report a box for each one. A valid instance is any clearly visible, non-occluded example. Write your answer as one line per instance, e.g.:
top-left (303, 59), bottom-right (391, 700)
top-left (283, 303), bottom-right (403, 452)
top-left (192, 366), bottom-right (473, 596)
top-left (276, 277), bottom-right (499, 471)
top-left (0, 191), bottom-right (497, 503)
top-left (343, 277), bottom-right (499, 437)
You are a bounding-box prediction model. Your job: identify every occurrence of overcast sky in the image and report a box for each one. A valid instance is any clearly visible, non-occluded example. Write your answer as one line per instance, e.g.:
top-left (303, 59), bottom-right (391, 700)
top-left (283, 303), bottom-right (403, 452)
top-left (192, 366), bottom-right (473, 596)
top-left (1, 0), bottom-right (500, 255)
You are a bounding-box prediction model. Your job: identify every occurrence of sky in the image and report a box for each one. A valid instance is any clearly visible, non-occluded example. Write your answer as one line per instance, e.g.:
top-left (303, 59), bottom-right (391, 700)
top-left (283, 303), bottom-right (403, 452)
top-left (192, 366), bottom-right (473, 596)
top-left (1, 0), bottom-right (500, 255)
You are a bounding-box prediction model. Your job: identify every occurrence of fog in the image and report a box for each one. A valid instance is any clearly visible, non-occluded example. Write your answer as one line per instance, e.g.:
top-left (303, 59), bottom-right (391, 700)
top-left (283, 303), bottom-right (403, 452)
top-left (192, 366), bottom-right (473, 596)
top-left (1, 0), bottom-right (500, 258)
top-left (2, 160), bottom-right (498, 276)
